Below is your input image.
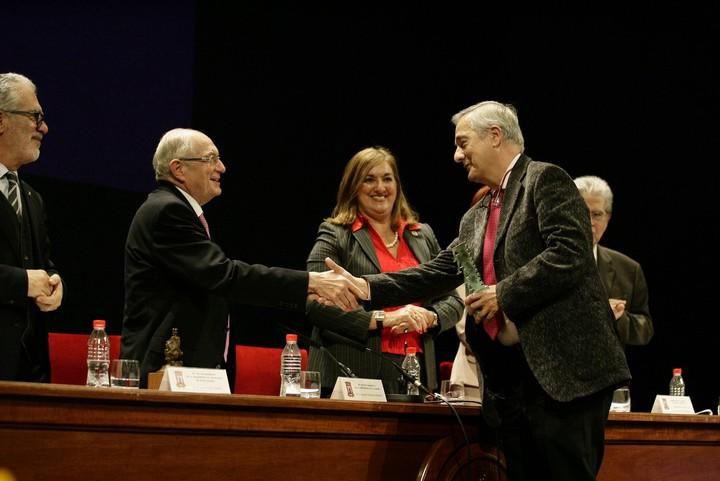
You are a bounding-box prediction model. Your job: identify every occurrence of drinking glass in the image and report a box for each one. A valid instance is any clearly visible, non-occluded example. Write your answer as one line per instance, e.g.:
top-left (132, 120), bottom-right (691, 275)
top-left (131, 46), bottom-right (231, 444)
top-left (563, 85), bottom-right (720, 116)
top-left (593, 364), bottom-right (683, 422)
top-left (300, 371), bottom-right (321, 399)
top-left (440, 380), bottom-right (465, 401)
top-left (610, 387), bottom-right (631, 412)
top-left (110, 359), bottom-right (140, 389)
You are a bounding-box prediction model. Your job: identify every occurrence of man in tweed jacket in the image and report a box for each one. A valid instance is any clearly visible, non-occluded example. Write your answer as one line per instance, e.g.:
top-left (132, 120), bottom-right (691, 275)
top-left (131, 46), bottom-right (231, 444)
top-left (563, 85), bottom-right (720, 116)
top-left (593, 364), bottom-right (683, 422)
top-left (330, 101), bottom-right (630, 481)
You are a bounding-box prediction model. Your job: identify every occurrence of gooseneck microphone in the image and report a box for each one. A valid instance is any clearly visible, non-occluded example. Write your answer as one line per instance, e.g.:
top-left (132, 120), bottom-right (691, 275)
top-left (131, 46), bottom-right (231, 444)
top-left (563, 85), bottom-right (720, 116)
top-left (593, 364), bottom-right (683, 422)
top-left (277, 324), bottom-right (357, 378)
top-left (319, 329), bottom-right (435, 397)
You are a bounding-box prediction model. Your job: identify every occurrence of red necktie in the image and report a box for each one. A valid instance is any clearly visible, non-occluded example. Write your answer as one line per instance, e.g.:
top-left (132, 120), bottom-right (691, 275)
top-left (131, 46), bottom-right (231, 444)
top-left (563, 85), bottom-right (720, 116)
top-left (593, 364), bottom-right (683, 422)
top-left (199, 213), bottom-right (210, 238)
top-left (481, 191), bottom-right (504, 339)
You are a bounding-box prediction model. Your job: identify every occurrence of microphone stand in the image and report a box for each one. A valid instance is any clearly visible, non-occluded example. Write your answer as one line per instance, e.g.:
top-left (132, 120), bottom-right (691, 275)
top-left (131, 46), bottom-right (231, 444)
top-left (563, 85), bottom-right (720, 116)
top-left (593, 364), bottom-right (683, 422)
top-left (320, 329), bottom-right (435, 399)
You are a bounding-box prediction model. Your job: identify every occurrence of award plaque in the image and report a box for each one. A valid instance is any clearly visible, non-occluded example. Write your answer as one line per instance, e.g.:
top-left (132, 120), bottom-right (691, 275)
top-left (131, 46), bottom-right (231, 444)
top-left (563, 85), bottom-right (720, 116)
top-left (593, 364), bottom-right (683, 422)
top-left (451, 241), bottom-right (519, 346)
top-left (451, 242), bottom-right (487, 294)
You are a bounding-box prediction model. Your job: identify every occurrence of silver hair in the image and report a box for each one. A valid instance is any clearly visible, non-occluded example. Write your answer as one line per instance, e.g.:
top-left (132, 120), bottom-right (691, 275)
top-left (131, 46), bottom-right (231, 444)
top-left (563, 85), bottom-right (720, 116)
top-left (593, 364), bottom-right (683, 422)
top-left (574, 175), bottom-right (614, 213)
top-left (152, 128), bottom-right (203, 180)
top-left (451, 100), bottom-right (525, 150)
top-left (0, 72), bottom-right (36, 110)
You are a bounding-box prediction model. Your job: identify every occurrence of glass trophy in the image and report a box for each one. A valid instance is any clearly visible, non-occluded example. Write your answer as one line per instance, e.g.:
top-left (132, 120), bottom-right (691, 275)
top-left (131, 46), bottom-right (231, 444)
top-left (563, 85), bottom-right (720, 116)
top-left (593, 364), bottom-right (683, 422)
top-left (451, 242), bottom-right (487, 294)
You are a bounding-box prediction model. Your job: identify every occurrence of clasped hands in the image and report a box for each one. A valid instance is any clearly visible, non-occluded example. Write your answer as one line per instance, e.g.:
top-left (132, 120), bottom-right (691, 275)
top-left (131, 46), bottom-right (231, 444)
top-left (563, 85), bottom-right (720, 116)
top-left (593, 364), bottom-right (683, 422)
top-left (307, 259), bottom-right (435, 333)
top-left (308, 258), bottom-right (502, 330)
top-left (26, 269), bottom-right (63, 312)
top-left (609, 298), bottom-right (626, 320)
top-left (384, 305), bottom-right (436, 335)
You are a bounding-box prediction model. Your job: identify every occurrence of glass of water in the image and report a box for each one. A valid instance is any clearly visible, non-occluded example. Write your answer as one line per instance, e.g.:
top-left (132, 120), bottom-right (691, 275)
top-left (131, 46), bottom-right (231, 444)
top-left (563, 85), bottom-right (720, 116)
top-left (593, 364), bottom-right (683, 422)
top-left (300, 371), bottom-right (321, 399)
top-left (109, 359), bottom-right (140, 389)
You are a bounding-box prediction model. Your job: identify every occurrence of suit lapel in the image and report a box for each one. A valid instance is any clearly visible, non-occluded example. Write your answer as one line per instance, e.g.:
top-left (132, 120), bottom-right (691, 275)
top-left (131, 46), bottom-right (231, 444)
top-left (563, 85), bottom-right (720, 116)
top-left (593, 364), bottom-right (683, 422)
top-left (404, 227), bottom-right (430, 262)
top-left (0, 185), bottom-right (21, 258)
top-left (352, 228), bottom-right (381, 272)
top-left (453, 195), bottom-right (491, 268)
top-left (495, 154), bottom-right (529, 248)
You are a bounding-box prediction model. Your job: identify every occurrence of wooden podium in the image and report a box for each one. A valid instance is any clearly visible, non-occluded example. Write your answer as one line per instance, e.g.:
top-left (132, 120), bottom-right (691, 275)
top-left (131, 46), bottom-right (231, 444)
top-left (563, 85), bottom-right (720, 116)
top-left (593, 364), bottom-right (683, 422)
top-left (0, 381), bottom-right (505, 481)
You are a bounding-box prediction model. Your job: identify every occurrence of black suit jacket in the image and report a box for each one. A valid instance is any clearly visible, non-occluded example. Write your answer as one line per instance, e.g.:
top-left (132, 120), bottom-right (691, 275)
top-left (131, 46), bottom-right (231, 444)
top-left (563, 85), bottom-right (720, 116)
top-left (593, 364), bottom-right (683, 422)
top-left (0, 177), bottom-right (58, 382)
top-left (306, 221), bottom-right (463, 392)
top-left (366, 155), bottom-right (631, 402)
top-left (597, 245), bottom-right (653, 346)
top-left (121, 182), bottom-right (310, 385)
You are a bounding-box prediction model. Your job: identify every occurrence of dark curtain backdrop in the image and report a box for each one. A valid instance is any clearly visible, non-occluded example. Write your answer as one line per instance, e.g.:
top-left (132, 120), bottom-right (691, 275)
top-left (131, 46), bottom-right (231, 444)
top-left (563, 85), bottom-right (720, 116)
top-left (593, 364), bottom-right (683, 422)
top-left (6, 6), bottom-right (720, 412)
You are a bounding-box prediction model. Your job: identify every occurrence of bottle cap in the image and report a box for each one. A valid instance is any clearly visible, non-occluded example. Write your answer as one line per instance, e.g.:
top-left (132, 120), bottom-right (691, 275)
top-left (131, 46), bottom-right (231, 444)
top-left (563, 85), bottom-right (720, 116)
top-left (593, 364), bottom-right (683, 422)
top-left (673, 368), bottom-right (682, 375)
top-left (406, 347), bottom-right (417, 354)
top-left (92, 319), bottom-right (106, 329)
top-left (286, 334), bottom-right (297, 342)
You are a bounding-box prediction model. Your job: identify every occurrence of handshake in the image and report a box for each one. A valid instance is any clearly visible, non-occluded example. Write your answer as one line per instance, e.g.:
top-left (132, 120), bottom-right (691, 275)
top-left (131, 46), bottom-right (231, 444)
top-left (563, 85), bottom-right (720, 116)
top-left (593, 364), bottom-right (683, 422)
top-left (307, 258), bottom-right (369, 311)
top-left (26, 269), bottom-right (63, 312)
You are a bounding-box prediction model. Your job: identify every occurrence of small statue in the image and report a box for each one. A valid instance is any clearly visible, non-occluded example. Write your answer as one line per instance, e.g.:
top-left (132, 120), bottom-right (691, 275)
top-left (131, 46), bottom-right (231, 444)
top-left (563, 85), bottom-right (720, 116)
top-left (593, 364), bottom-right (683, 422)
top-left (164, 327), bottom-right (183, 366)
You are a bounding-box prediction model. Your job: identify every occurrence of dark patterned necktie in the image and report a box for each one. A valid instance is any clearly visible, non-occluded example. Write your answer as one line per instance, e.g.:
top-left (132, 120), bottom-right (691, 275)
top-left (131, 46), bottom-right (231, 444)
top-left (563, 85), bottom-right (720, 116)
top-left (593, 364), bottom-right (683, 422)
top-left (481, 190), bottom-right (504, 339)
top-left (5, 171), bottom-right (21, 218)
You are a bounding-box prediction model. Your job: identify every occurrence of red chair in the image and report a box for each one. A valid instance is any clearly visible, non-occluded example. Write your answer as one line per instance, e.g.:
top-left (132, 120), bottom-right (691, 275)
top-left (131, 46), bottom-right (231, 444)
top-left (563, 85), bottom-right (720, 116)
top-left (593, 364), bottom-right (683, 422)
top-left (48, 332), bottom-right (121, 385)
top-left (234, 344), bottom-right (308, 395)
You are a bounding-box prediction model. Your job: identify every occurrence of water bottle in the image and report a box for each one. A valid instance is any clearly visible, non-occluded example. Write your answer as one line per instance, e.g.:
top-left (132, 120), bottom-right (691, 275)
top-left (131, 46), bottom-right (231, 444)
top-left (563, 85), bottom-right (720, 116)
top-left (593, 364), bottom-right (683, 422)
top-left (86, 319), bottom-right (110, 387)
top-left (401, 347), bottom-right (421, 396)
top-left (669, 368), bottom-right (685, 396)
top-left (279, 334), bottom-right (302, 397)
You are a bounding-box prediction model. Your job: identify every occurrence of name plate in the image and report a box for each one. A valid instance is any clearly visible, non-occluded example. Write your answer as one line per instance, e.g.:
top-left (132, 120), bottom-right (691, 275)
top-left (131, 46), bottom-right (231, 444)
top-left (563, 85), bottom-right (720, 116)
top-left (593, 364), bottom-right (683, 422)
top-left (330, 377), bottom-right (387, 402)
top-left (651, 394), bottom-right (695, 414)
top-left (159, 366), bottom-right (231, 394)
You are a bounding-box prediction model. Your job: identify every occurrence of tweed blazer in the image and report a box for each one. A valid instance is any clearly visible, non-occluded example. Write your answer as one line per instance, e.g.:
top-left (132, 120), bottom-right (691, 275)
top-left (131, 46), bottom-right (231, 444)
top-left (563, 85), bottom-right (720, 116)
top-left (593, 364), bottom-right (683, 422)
top-left (0, 177), bottom-right (58, 382)
top-left (306, 221), bottom-right (464, 392)
top-left (367, 155), bottom-right (631, 402)
top-left (597, 245), bottom-right (653, 346)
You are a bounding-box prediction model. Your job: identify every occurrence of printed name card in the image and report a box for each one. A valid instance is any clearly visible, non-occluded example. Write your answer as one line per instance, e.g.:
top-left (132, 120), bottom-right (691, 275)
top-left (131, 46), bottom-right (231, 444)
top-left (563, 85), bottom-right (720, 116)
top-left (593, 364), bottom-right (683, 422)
top-left (330, 377), bottom-right (387, 402)
top-left (159, 366), bottom-right (231, 394)
top-left (651, 395), bottom-right (695, 414)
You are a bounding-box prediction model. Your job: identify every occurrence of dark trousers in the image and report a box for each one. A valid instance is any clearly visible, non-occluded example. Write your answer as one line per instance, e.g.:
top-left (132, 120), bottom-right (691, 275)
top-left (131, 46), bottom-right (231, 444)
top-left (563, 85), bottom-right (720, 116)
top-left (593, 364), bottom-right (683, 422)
top-left (494, 358), bottom-right (614, 481)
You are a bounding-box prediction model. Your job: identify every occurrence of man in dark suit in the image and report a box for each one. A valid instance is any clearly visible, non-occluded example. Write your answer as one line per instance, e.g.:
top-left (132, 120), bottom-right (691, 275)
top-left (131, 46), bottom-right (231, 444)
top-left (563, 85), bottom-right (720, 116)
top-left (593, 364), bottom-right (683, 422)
top-left (329, 101), bottom-right (630, 481)
top-left (120, 128), bottom-right (362, 388)
top-left (574, 175), bottom-right (653, 346)
top-left (0, 72), bottom-right (64, 382)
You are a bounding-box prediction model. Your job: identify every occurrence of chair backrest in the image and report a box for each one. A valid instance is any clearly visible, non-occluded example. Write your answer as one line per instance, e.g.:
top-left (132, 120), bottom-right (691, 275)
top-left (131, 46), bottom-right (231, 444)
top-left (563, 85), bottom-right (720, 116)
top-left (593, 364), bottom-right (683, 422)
top-left (48, 332), bottom-right (122, 385)
top-left (234, 344), bottom-right (308, 395)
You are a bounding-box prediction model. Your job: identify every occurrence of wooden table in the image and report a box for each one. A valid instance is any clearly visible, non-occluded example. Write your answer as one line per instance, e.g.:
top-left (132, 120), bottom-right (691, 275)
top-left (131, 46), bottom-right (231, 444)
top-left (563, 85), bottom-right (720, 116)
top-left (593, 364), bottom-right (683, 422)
top-left (0, 382), bottom-right (505, 481)
top-left (4, 382), bottom-right (715, 481)
top-left (600, 412), bottom-right (720, 481)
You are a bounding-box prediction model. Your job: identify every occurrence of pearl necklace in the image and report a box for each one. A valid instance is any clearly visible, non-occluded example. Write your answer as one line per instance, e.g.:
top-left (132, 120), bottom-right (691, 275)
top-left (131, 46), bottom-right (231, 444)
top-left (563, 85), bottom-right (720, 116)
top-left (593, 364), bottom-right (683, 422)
top-left (384, 231), bottom-right (399, 249)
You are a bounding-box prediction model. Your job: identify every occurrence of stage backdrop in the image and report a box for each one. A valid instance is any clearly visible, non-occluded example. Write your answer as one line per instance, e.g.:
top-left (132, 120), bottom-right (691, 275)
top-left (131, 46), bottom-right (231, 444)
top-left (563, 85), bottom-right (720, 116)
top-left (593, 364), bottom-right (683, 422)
top-left (6, 6), bottom-right (720, 413)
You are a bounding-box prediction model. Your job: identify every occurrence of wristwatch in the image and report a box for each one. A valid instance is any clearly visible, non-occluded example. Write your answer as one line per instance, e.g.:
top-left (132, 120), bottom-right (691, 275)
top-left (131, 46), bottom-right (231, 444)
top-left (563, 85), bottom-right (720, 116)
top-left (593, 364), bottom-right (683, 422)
top-left (373, 310), bottom-right (385, 331)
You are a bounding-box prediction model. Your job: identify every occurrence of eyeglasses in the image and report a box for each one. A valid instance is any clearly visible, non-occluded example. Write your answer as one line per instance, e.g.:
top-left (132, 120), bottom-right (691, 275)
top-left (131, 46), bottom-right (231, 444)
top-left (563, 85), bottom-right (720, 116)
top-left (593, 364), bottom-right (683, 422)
top-left (178, 154), bottom-right (221, 165)
top-left (590, 211), bottom-right (608, 221)
top-left (1, 109), bottom-right (45, 128)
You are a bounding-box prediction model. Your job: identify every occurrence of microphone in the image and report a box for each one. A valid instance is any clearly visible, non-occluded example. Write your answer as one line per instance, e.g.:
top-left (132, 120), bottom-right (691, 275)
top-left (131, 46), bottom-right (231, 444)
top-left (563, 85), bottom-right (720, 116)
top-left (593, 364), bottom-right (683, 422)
top-left (276, 323), bottom-right (357, 378)
top-left (320, 329), bottom-right (434, 397)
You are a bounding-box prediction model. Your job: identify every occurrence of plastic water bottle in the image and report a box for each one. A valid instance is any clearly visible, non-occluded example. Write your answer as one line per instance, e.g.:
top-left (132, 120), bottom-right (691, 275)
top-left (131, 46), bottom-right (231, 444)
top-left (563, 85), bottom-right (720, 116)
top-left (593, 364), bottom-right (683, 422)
top-left (86, 319), bottom-right (110, 387)
top-left (279, 334), bottom-right (302, 397)
top-left (401, 347), bottom-right (421, 396)
top-left (669, 368), bottom-right (685, 396)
